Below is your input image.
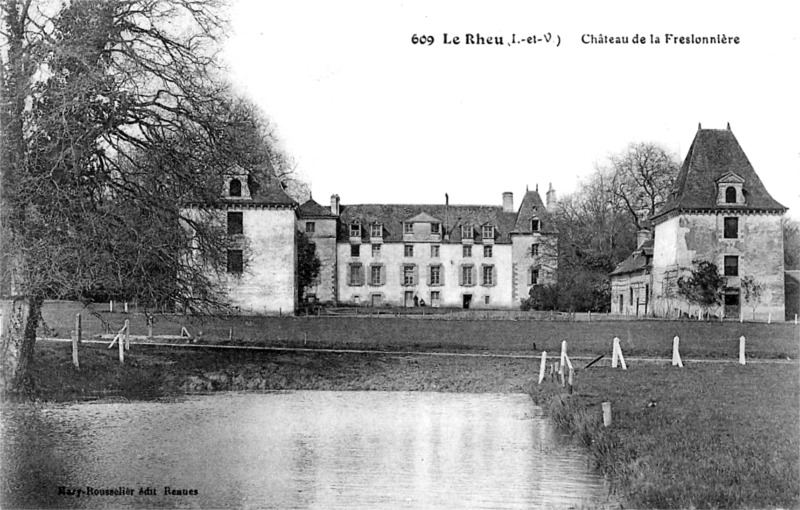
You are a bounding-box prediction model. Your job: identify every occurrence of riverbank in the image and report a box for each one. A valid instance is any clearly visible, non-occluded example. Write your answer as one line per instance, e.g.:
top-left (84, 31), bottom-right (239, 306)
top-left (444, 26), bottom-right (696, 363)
top-left (530, 362), bottom-right (800, 509)
top-left (12, 340), bottom-right (800, 509)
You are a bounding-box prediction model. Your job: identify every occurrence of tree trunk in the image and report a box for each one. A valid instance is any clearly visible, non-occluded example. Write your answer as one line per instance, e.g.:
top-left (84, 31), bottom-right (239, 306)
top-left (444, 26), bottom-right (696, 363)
top-left (1, 295), bottom-right (42, 397)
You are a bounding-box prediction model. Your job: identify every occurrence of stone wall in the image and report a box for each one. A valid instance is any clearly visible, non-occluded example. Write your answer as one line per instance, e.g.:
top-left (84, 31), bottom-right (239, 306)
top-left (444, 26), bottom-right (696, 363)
top-left (227, 208), bottom-right (296, 314)
top-left (652, 213), bottom-right (785, 320)
top-left (337, 242), bottom-right (516, 309)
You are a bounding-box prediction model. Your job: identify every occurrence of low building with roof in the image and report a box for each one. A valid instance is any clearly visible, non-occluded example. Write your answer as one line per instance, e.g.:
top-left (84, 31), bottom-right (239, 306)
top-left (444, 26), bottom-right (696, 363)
top-left (643, 124), bottom-right (787, 319)
top-left (610, 231), bottom-right (654, 316)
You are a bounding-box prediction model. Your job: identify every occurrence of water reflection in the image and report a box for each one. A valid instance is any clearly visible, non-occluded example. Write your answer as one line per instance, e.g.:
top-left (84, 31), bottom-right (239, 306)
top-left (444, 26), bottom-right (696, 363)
top-left (2, 392), bottom-right (607, 509)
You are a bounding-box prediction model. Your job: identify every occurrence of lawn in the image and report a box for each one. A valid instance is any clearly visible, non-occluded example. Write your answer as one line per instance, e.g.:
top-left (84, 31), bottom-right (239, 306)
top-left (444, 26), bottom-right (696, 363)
top-left (531, 362), bottom-right (800, 509)
top-left (38, 301), bottom-right (800, 360)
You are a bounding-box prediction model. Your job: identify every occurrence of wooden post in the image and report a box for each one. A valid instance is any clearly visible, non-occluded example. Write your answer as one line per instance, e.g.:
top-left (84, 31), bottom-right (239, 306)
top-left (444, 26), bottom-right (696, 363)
top-left (602, 402), bottom-right (612, 427)
top-left (118, 323), bottom-right (125, 364)
top-left (538, 351), bottom-right (547, 384)
top-left (588, 311), bottom-right (592, 322)
top-left (612, 337), bottom-right (627, 370)
top-left (740, 311), bottom-right (743, 323)
top-left (229, 328), bottom-right (233, 341)
top-left (768, 313), bottom-right (772, 324)
top-left (71, 313), bottom-right (81, 369)
top-left (568, 366), bottom-right (574, 394)
top-left (124, 302), bottom-right (128, 313)
top-left (560, 340), bottom-right (567, 369)
top-left (672, 336), bottom-right (683, 368)
top-left (124, 319), bottom-right (130, 351)
top-left (739, 336), bottom-right (746, 365)
top-left (109, 300), bottom-right (114, 312)
top-left (795, 314), bottom-right (798, 325)
top-left (148, 316), bottom-right (153, 339)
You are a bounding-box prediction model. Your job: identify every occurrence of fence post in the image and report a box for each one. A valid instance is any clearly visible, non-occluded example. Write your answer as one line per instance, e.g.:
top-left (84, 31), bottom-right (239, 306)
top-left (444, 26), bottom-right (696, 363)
top-left (118, 324), bottom-right (125, 364)
top-left (124, 302), bottom-right (128, 313)
top-left (72, 313), bottom-right (81, 369)
top-left (148, 316), bottom-right (153, 339)
top-left (538, 351), bottom-right (547, 384)
top-left (739, 336), bottom-right (746, 365)
top-left (672, 335), bottom-right (683, 368)
top-left (768, 313), bottom-right (772, 324)
top-left (109, 300), bottom-right (114, 312)
top-left (612, 337), bottom-right (627, 370)
top-left (568, 366), bottom-right (574, 394)
top-left (602, 402), bottom-right (612, 427)
top-left (124, 319), bottom-right (130, 350)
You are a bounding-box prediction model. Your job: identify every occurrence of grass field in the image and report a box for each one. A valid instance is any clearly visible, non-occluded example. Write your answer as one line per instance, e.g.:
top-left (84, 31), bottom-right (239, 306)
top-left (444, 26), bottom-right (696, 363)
top-left (531, 363), bottom-right (800, 509)
top-left (38, 301), bottom-right (800, 360)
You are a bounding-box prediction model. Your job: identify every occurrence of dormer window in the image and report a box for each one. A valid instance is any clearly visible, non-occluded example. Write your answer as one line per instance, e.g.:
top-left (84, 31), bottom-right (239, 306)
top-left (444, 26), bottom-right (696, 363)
top-left (370, 224), bottom-right (383, 238)
top-left (482, 225), bottom-right (494, 239)
top-left (404, 222), bottom-right (414, 234)
top-left (716, 172), bottom-right (745, 206)
top-left (530, 219), bottom-right (540, 232)
top-left (431, 223), bottom-right (440, 235)
top-left (461, 224), bottom-right (472, 239)
top-left (229, 179), bottom-right (242, 197)
top-left (350, 223), bottom-right (361, 237)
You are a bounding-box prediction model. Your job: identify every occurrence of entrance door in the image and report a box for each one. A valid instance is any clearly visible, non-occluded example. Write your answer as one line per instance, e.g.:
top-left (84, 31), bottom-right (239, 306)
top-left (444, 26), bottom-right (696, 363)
top-left (371, 294), bottom-right (382, 307)
top-left (404, 291), bottom-right (414, 308)
top-left (462, 294), bottom-right (472, 309)
top-left (724, 290), bottom-right (740, 318)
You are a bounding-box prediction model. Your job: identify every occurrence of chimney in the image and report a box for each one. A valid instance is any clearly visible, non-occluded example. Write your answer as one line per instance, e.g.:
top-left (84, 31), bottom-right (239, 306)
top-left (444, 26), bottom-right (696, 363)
top-left (444, 193), bottom-right (450, 240)
top-left (546, 183), bottom-right (557, 210)
top-left (502, 192), bottom-right (513, 213)
top-left (330, 194), bottom-right (340, 216)
top-left (637, 228), bottom-right (651, 248)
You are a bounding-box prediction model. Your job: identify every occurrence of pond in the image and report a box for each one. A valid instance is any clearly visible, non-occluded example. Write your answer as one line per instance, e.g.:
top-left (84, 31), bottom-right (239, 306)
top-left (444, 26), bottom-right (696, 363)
top-left (1, 391), bottom-right (608, 509)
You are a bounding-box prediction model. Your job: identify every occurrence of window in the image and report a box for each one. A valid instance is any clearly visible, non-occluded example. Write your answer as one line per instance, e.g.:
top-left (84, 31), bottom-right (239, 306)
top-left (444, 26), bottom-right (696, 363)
top-left (404, 222), bottom-right (414, 234)
top-left (227, 212), bottom-right (243, 235)
top-left (531, 219), bottom-right (540, 232)
top-left (350, 224), bottom-right (361, 237)
top-left (403, 265), bottom-right (415, 286)
top-left (529, 268), bottom-right (539, 285)
top-left (431, 223), bottom-right (440, 234)
top-left (372, 244), bottom-right (381, 257)
top-left (484, 296), bottom-right (490, 305)
top-left (463, 245), bottom-right (472, 257)
top-left (348, 263), bottom-right (364, 286)
top-left (229, 179), bottom-right (241, 197)
top-left (227, 250), bottom-right (243, 274)
top-left (461, 266), bottom-right (474, 286)
top-left (725, 186), bottom-right (737, 204)
top-left (724, 256), bottom-right (739, 276)
top-left (371, 265), bottom-right (383, 286)
top-left (431, 245), bottom-right (440, 257)
top-left (429, 265), bottom-right (441, 285)
top-left (305, 221), bottom-right (315, 233)
top-left (370, 224), bottom-right (382, 237)
top-left (531, 244), bottom-right (539, 256)
top-left (431, 291), bottom-right (440, 305)
top-left (483, 245), bottom-right (493, 258)
top-left (404, 245), bottom-right (414, 257)
top-left (351, 244), bottom-right (360, 257)
top-left (630, 287), bottom-right (634, 305)
top-left (482, 225), bottom-right (494, 239)
top-left (724, 217), bottom-right (738, 239)
top-left (482, 265), bottom-right (494, 286)
top-left (461, 224), bottom-right (472, 239)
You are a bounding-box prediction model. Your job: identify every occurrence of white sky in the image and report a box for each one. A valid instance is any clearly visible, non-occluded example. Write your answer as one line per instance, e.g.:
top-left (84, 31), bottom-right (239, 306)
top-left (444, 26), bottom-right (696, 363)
top-left (223, 0), bottom-right (800, 218)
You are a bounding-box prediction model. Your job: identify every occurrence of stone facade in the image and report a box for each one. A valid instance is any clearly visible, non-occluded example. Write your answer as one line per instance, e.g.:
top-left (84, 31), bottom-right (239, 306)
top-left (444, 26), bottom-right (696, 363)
top-left (304, 188), bottom-right (559, 310)
top-left (612, 125), bottom-right (788, 320)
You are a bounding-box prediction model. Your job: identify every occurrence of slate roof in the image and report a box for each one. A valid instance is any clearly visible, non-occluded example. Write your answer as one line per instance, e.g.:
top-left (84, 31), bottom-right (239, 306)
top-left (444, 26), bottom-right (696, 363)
top-left (652, 127), bottom-right (786, 223)
top-left (610, 239), bottom-right (654, 276)
top-left (513, 189), bottom-right (558, 234)
top-left (298, 198), bottom-right (336, 218)
top-left (337, 204), bottom-right (519, 243)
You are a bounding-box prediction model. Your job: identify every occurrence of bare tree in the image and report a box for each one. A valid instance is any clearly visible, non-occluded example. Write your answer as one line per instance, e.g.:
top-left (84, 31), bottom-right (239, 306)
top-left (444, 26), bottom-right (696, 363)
top-left (601, 142), bottom-right (680, 230)
top-left (0, 0), bottom-right (288, 395)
